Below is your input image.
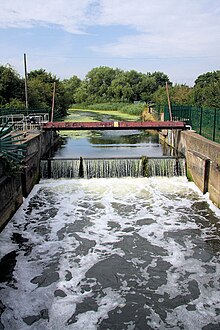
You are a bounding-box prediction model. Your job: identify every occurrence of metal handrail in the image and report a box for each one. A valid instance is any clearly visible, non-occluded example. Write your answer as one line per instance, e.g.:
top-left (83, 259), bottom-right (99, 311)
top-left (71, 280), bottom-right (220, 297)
top-left (0, 113), bottom-right (49, 131)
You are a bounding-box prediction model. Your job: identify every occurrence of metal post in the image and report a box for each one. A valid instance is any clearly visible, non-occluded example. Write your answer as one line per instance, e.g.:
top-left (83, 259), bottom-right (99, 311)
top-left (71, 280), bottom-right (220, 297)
top-left (213, 108), bottom-right (217, 142)
top-left (24, 53), bottom-right (28, 113)
top-left (189, 106), bottom-right (192, 126)
top-left (199, 108), bottom-right (203, 135)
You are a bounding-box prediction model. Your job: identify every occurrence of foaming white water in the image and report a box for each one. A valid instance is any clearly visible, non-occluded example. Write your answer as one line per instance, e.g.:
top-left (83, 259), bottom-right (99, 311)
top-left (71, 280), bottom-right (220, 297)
top-left (0, 177), bottom-right (219, 329)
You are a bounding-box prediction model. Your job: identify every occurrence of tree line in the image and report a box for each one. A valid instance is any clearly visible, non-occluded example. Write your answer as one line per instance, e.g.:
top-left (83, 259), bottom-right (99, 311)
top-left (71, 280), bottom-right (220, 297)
top-left (0, 64), bottom-right (219, 117)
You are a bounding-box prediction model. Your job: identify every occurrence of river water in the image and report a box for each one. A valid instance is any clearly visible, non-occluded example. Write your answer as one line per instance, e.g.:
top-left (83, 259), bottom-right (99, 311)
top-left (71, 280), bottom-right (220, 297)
top-left (0, 110), bottom-right (220, 329)
top-left (53, 110), bottom-right (167, 159)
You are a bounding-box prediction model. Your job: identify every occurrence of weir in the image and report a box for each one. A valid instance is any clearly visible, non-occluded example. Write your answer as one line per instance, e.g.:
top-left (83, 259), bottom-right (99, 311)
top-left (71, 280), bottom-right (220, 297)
top-left (40, 157), bottom-right (186, 179)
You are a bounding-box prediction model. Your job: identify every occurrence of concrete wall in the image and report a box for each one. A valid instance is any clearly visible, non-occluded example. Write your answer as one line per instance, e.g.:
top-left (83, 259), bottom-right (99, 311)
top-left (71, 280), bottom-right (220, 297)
top-left (175, 130), bottom-right (220, 208)
top-left (0, 164), bottom-right (23, 230)
top-left (0, 130), bottom-right (58, 230)
top-left (21, 130), bottom-right (58, 197)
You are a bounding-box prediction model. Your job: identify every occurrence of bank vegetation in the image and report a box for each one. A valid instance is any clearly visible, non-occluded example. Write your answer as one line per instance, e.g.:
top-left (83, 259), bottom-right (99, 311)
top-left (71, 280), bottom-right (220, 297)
top-left (0, 64), bottom-right (219, 118)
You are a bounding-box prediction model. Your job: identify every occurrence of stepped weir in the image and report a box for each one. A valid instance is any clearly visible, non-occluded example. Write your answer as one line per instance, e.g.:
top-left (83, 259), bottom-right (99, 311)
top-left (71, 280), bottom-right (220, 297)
top-left (40, 157), bottom-right (186, 179)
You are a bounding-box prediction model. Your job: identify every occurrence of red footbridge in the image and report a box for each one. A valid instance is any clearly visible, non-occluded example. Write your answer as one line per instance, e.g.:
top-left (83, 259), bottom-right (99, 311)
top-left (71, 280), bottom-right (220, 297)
top-left (43, 121), bottom-right (186, 131)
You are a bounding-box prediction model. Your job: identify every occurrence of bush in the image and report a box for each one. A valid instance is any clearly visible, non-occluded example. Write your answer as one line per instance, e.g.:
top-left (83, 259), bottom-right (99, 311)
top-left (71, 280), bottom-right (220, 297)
top-left (70, 102), bottom-right (145, 115)
top-left (120, 103), bottom-right (145, 116)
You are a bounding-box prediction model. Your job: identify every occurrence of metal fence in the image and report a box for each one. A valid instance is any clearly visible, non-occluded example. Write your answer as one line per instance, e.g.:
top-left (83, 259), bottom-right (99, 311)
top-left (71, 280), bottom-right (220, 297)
top-left (0, 108), bottom-right (49, 116)
top-left (163, 105), bottom-right (220, 143)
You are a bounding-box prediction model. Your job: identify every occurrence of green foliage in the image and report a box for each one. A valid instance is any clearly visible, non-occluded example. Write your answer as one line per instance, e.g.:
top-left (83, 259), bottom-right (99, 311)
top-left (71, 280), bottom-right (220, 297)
top-left (83, 103), bottom-right (125, 111)
top-left (152, 84), bottom-right (194, 107)
top-left (73, 67), bottom-right (170, 105)
top-left (70, 102), bottom-right (144, 116)
top-left (3, 98), bottom-right (26, 110)
top-left (0, 66), bottom-right (77, 117)
top-left (62, 75), bottom-right (81, 105)
top-left (120, 103), bottom-right (145, 116)
top-left (1, 63), bottom-right (219, 121)
top-left (0, 64), bottom-right (24, 108)
top-left (194, 71), bottom-right (220, 108)
top-left (28, 69), bottom-right (69, 117)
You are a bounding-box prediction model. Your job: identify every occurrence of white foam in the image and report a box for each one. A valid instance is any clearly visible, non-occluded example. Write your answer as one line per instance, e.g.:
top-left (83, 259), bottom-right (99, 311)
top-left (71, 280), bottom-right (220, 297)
top-left (0, 177), bottom-right (219, 329)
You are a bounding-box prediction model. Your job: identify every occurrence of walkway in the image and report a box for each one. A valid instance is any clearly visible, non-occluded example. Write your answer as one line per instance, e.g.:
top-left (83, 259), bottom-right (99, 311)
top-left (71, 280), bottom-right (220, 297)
top-left (43, 121), bottom-right (186, 130)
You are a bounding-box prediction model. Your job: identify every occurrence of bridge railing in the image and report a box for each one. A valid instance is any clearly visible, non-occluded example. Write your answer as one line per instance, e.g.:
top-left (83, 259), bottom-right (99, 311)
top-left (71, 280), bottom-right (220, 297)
top-left (163, 105), bottom-right (220, 143)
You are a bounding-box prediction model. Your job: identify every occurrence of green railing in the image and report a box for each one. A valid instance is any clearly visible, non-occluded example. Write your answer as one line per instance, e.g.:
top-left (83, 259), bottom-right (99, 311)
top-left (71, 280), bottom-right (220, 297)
top-left (0, 108), bottom-right (50, 116)
top-left (0, 108), bottom-right (63, 120)
top-left (164, 105), bottom-right (220, 143)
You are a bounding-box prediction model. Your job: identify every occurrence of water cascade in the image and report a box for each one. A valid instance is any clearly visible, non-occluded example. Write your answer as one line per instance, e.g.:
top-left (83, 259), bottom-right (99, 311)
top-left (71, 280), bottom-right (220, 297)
top-left (40, 157), bottom-right (186, 179)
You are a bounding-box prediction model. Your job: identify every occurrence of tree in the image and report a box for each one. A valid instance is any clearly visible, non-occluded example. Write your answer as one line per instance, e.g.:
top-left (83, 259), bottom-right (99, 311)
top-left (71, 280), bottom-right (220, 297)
top-left (62, 75), bottom-right (81, 105)
top-left (74, 81), bottom-right (90, 104)
top-left (151, 71), bottom-right (170, 88)
top-left (194, 71), bottom-right (220, 108)
top-left (70, 67), bottom-right (172, 105)
top-left (0, 64), bottom-right (24, 108)
top-left (109, 72), bottom-right (135, 102)
top-left (28, 69), bottom-right (70, 116)
top-left (152, 84), bottom-right (194, 106)
top-left (85, 66), bottom-right (121, 103)
top-left (74, 66), bottom-right (122, 104)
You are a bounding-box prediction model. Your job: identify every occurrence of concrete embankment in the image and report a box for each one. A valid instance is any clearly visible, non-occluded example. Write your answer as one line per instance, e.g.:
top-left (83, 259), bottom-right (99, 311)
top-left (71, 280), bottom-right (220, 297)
top-left (168, 130), bottom-right (220, 208)
top-left (0, 130), bottom-right (58, 230)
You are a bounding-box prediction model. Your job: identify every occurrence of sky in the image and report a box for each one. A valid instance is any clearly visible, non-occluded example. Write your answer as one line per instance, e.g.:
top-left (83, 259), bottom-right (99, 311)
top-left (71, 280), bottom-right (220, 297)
top-left (0, 0), bottom-right (220, 86)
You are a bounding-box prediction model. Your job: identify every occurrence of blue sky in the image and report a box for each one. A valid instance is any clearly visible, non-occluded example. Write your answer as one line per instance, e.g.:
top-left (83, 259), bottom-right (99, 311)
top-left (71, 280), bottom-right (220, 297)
top-left (0, 0), bottom-right (220, 86)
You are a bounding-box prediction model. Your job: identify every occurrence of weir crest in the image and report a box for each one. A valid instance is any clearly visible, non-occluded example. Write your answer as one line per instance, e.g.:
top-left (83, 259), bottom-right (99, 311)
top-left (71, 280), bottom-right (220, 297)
top-left (40, 157), bottom-right (186, 179)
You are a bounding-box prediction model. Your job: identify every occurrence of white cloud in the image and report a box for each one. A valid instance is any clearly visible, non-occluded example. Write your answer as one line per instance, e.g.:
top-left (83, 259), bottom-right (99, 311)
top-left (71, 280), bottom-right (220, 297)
top-left (94, 0), bottom-right (220, 58)
top-left (0, 0), bottom-right (96, 33)
top-left (1, 0), bottom-right (219, 84)
top-left (1, 0), bottom-right (220, 58)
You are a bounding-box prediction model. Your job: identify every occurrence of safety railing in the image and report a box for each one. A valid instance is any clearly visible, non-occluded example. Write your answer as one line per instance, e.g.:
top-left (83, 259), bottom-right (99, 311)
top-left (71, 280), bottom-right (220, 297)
top-left (163, 105), bottom-right (220, 143)
top-left (0, 113), bottom-right (49, 131)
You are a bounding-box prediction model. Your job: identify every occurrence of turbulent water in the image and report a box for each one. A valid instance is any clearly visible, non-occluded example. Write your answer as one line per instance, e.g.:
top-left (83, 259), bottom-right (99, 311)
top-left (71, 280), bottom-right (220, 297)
top-left (0, 177), bottom-right (220, 329)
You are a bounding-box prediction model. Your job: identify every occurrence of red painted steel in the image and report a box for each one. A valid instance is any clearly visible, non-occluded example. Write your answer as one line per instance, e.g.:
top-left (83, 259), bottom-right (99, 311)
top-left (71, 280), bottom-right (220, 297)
top-left (43, 121), bottom-right (186, 130)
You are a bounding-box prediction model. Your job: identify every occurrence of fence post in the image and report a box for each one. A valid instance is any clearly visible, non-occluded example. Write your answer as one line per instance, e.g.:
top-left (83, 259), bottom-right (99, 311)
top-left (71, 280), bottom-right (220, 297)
top-left (199, 108), bottom-right (203, 135)
top-left (189, 106), bottom-right (192, 126)
top-left (213, 109), bottom-right (217, 142)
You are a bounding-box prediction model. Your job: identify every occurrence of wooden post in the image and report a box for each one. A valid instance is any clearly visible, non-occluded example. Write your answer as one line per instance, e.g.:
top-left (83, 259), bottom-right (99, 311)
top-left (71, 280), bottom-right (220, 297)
top-left (166, 82), bottom-right (172, 121)
top-left (51, 82), bottom-right (56, 122)
top-left (24, 53), bottom-right (28, 112)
